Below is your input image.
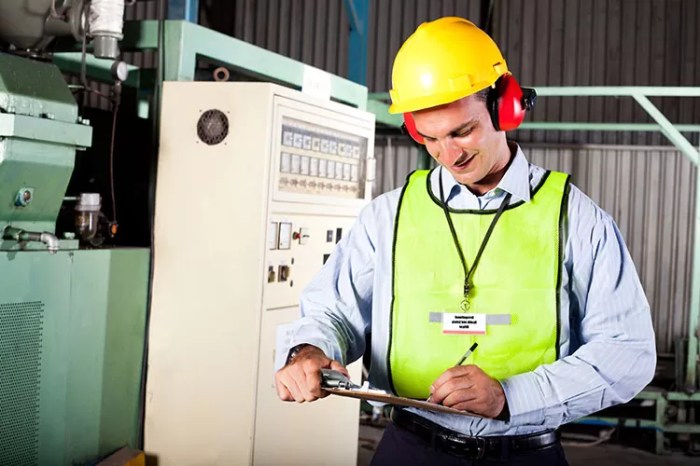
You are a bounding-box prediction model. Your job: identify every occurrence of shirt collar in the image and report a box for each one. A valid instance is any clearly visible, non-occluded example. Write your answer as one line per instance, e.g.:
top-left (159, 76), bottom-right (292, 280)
top-left (438, 143), bottom-right (532, 203)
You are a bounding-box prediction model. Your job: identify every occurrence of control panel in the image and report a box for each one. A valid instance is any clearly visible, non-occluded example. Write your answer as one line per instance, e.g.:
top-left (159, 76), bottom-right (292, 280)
top-left (147, 82), bottom-right (374, 466)
top-left (279, 117), bottom-right (367, 198)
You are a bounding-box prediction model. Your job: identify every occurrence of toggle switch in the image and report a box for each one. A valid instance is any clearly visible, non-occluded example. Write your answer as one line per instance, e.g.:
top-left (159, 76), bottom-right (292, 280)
top-left (299, 227), bottom-right (310, 245)
top-left (293, 227), bottom-right (310, 245)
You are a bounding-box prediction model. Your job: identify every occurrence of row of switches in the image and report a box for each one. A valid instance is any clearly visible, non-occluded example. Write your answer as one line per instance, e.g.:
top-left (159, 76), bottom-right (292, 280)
top-left (268, 265), bottom-right (291, 283)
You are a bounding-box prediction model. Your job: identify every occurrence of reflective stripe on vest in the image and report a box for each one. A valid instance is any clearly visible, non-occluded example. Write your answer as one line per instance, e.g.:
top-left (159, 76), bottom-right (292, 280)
top-left (388, 169), bottom-right (570, 398)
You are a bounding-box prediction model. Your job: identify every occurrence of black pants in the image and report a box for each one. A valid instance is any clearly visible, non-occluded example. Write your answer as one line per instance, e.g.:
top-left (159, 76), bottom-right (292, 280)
top-left (370, 422), bottom-right (570, 466)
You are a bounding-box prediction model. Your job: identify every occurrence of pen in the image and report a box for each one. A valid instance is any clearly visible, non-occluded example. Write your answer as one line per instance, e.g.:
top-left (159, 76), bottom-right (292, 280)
top-left (427, 342), bottom-right (479, 402)
top-left (455, 342), bottom-right (478, 366)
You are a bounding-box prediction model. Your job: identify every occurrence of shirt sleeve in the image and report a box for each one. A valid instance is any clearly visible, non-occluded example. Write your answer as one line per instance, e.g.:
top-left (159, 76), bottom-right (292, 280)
top-left (500, 185), bottom-right (657, 428)
top-left (281, 201), bottom-right (377, 367)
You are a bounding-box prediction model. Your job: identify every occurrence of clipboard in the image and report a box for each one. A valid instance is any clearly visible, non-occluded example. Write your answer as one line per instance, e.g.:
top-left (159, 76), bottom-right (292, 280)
top-left (320, 369), bottom-right (481, 417)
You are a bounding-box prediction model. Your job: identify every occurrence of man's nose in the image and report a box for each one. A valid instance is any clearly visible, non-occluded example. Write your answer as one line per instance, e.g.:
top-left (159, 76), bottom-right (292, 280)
top-left (439, 137), bottom-right (462, 159)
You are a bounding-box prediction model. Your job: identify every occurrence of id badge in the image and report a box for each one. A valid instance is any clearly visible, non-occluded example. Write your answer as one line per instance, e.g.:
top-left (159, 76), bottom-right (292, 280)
top-left (442, 313), bottom-right (486, 335)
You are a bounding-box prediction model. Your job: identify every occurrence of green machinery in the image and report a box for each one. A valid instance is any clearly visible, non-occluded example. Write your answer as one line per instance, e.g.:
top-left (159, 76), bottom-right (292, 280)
top-left (0, 4), bottom-right (150, 465)
top-left (1, 11), bottom-right (369, 465)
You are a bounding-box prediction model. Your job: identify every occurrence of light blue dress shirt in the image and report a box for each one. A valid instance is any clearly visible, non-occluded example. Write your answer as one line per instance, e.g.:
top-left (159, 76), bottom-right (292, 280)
top-left (287, 145), bottom-right (656, 436)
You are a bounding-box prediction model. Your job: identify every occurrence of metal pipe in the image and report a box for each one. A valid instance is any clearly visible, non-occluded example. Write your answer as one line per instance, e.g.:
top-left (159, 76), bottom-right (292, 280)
top-left (3, 226), bottom-right (59, 253)
top-left (89, 0), bottom-right (125, 59)
top-left (369, 87), bottom-right (700, 100)
top-left (38, 232), bottom-right (59, 253)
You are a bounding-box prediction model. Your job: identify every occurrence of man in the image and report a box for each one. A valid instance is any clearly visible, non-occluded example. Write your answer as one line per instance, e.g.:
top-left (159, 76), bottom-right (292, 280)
top-left (275, 17), bottom-right (655, 465)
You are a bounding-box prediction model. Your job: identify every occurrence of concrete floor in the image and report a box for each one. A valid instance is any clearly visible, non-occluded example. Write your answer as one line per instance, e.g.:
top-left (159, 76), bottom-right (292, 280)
top-left (357, 424), bottom-right (700, 466)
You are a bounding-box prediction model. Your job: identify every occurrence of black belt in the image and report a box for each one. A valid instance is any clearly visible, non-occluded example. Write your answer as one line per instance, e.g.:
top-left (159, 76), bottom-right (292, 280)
top-left (390, 408), bottom-right (558, 460)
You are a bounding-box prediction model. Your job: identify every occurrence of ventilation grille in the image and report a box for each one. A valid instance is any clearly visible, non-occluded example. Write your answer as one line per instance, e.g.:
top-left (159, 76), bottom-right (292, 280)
top-left (197, 109), bottom-right (229, 145)
top-left (0, 301), bottom-right (44, 466)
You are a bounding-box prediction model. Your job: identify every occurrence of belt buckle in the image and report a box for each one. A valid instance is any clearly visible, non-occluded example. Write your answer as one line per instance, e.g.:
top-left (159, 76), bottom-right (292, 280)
top-left (473, 437), bottom-right (487, 459)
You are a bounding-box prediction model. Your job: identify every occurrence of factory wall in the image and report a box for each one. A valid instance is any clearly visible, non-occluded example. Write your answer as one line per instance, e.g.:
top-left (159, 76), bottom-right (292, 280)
top-left (199, 0), bottom-right (700, 148)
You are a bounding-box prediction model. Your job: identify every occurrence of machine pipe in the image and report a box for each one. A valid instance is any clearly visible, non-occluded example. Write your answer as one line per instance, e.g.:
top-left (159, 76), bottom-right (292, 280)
top-left (89, 0), bottom-right (125, 58)
top-left (3, 226), bottom-right (59, 253)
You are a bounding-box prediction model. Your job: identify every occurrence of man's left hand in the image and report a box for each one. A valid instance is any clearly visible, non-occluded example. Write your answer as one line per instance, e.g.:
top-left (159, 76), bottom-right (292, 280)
top-left (429, 365), bottom-right (506, 419)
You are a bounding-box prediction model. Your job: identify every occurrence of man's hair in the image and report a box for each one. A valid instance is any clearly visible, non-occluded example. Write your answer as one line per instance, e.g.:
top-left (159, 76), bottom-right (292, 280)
top-left (474, 88), bottom-right (490, 103)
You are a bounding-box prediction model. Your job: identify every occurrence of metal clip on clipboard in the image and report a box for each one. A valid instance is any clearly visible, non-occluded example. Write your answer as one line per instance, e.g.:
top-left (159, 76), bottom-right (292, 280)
top-left (320, 368), bottom-right (360, 390)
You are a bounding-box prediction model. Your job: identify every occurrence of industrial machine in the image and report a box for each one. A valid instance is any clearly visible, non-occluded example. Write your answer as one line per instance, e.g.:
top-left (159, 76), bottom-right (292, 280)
top-left (145, 82), bottom-right (375, 465)
top-left (0, 1), bottom-right (150, 464)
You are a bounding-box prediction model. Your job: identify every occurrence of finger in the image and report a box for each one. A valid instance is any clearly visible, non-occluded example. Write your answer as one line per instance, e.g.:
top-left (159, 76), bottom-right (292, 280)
top-left (275, 376), bottom-right (294, 401)
top-left (431, 365), bottom-right (474, 392)
top-left (430, 375), bottom-right (474, 404)
top-left (275, 370), bottom-right (297, 401)
top-left (302, 366), bottom-right (324, 401)
top-left (329, 360), bottom-right (350, 378)
top-left (441, 387), bottom-right (478, 408)
top-left (287, 377), bottom-right (308, 403)
top-left (451, 400), bottom-right (482, 413)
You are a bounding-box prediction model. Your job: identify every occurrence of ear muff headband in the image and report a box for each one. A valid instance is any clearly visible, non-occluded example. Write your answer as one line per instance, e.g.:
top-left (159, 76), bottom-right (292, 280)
top-left (402, 74), bottom-right (537, 142)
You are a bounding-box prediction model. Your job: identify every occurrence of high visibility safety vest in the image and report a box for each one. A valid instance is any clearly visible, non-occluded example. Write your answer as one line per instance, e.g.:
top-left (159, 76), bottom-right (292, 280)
top-left (388, 169), bottom-right (570, 398)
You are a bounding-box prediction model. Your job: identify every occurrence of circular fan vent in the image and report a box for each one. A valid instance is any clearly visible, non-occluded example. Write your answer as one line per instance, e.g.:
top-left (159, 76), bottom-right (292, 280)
top-left (197, 109), bottom-right (229, 145)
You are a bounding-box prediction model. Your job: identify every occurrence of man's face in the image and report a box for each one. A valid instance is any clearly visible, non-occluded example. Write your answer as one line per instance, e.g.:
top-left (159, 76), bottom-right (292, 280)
top-left (412, 94), bottom-right (509, 193)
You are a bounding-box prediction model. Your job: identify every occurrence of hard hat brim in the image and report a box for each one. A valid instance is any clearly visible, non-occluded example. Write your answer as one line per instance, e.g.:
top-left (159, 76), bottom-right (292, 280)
top-left (388, 86), bottom-right (489, 114)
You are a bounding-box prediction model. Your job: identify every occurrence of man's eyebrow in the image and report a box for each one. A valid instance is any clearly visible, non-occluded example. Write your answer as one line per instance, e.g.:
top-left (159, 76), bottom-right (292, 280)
top-left (416, 120), bottom-right (478, 139)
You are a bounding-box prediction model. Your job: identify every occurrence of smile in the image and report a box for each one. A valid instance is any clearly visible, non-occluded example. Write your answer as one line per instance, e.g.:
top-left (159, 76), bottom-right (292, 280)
top-left (453, 153), bottom-right (473, 169)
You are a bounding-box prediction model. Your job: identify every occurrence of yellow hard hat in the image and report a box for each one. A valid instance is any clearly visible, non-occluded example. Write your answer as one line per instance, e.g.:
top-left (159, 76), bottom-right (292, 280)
top-left (388, 17), bottom-right (509, 114)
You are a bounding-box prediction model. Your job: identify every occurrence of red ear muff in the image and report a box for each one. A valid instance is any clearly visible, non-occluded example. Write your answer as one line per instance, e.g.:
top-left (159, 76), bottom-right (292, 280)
top-left (487, 74), bottom-right (536, 132)
top-left (402, 112), bottom-right (425, 144)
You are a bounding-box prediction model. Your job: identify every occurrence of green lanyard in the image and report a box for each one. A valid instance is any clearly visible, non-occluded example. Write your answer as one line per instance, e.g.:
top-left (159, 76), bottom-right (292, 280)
top-left (438, 168), bottom-right (512, 311)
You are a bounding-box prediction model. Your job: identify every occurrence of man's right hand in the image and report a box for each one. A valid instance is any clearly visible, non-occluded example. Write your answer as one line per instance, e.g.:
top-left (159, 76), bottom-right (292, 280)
top-left (274, 345), bottom-right (349, 403)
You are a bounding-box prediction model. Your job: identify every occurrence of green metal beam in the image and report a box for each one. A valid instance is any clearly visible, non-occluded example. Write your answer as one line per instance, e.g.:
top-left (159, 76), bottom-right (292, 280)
top-left (582, 417), bottom-right (700, 434)
top-left (0, 114), bottom-right (92, 147)
top-left (53, 53), bottom-right (141, 88)
top-left (370, 87), bottom-right (700, 100)
top-left (520, 122), bottom-right (700, 133)
top-left (665, 423), bottom-right (700, 434)
top-left (584, 417), bottom-right (700, 434)
top-left (366, 99), bottom-right (403, 127)
top-left (666, 390), bottom-right (700, 401)
top-left (120, 20), bottom-right (368, 109)
top-left (121, 21), bottom-right (159, 50)
top-left (636, 389), bottom-right (665, 400)
top-left (535, 87), bottom-right (700, 97)
top-left (632, 94), bottom-right (699, 165)
top-left (582, 416), bottom-right (662, 430)
top-left (368, 92), bottom-right (389, 101)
